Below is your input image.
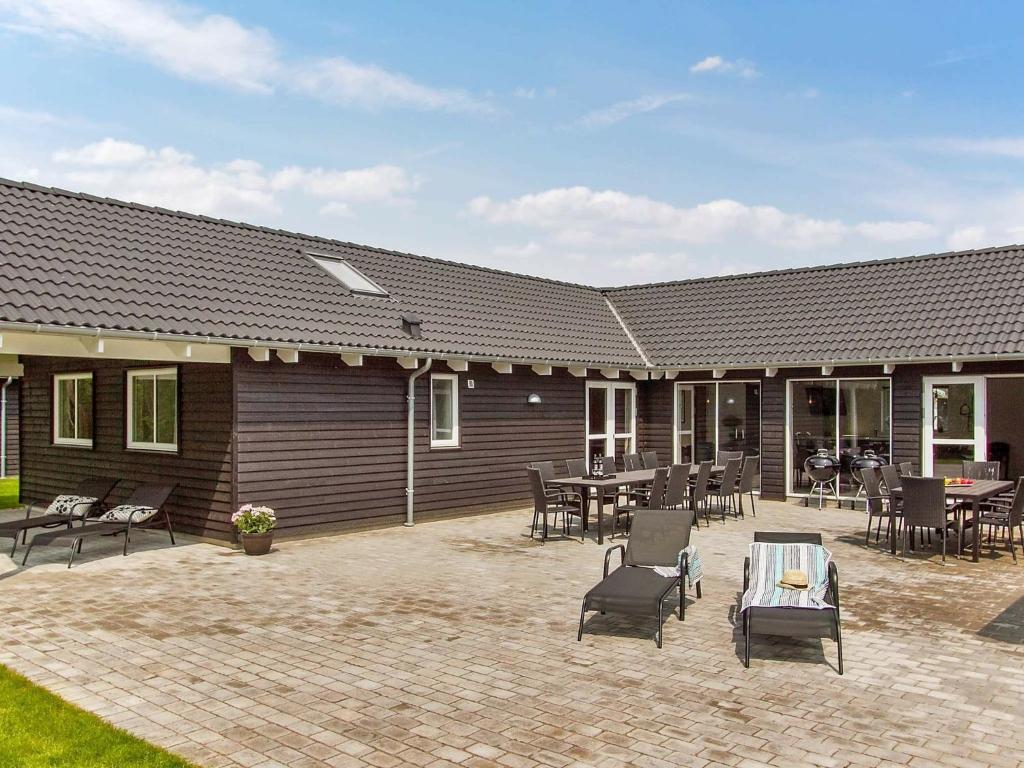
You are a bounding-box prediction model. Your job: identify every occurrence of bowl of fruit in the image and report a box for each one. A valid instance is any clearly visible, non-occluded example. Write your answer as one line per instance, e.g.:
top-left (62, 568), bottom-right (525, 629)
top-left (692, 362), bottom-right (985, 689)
top-left (944, 477), bottom-right (975, 487)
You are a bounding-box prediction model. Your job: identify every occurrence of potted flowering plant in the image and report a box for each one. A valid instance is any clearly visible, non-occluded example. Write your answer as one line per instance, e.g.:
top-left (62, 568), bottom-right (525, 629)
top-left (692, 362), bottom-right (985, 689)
top-left (232, 504), bottom-right (277, 555)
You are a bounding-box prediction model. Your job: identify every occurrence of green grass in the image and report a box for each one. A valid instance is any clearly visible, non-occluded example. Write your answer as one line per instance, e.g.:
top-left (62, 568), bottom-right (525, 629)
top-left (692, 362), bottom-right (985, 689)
top-left (0, 665), bottom-right (196, 767)
top-left (0, 477), bottom-right (17, 510)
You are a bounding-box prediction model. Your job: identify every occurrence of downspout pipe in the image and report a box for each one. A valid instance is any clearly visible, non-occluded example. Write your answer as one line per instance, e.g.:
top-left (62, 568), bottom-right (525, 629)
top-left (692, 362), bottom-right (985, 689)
top-left (1, 377), bottom-right (11, 478)
top-left (405, 358), bottom-right (433, 526)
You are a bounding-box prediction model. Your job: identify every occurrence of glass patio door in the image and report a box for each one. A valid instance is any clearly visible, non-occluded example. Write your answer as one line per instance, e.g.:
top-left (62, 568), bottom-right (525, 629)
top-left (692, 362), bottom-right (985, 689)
top-left (586, 381), bottom-right (636, 464)
top-left (675, 385), bottom-right (695, 463)
top-left (922, 377), bottom-right (987, 477)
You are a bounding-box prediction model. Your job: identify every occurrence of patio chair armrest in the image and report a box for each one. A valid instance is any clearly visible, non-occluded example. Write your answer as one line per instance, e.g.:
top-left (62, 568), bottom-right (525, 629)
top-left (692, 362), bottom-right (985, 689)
top-left (603, 544), bottom-right (626, 578)
top-left (828, 561), bottom-right (840, 611)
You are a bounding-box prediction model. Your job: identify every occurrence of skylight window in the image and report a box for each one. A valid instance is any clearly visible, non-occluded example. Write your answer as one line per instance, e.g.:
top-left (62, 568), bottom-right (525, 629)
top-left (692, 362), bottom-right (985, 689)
top-left (307, 252), bottom-right (389, 296)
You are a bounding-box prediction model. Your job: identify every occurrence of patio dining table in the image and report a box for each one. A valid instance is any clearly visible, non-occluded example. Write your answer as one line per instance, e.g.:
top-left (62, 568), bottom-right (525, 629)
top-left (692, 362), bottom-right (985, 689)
top-left (889, 478), bottom-right (1014, 561)
top-left (551, 465), bottom-right (723, 544)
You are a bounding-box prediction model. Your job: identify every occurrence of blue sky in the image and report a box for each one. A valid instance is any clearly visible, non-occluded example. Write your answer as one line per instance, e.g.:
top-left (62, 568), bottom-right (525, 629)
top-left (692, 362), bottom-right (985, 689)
top-left (1, 1), bottom-right (1023, 284)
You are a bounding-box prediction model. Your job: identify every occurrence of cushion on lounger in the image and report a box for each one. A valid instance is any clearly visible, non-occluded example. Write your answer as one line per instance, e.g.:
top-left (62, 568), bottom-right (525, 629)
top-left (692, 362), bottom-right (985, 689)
top-left (45, 495), bottom-right (99, 518)
top-left (98, 505), bottom-right (158, 524)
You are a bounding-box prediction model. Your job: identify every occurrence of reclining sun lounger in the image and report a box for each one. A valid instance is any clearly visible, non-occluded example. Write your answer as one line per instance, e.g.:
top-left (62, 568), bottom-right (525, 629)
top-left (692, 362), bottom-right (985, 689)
top-left (740, 531), bottom-right (843, 674)
top-left (21, 484), bottom-right (176, 568)
top-left (578, 508), bottom-right (700, 648)
top-left (0, 477), bottom-right (119, 557)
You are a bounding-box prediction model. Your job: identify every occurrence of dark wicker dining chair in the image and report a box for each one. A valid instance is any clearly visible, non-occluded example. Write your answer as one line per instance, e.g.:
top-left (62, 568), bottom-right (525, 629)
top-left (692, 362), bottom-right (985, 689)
top-left (526, 467), bottom-right (582, 541)
top-left (978, 477), bottom-right (1024, 562)
top-left (710, 458), bottom-right (743, 521)
top-left (897, 461), bottom-right (913, 476)
top-left (613, 467), bottom-right (668, 539)
top-left (860, 466), bottom-right (892, 543)
top-left (737, 457), bottom-right (759, 517)
top-left (963, 461), bottom-right (1000, 480)
top-left (641, 451), bottom-right (659, 469)
top-left (900, 476), bottom-right (954, 562)
top-left (663, 463), bottom-right (692, 511)
top-left (716, 450), bottom-right (744, 465)
top-left (690, 461), bottom-right (714, 526)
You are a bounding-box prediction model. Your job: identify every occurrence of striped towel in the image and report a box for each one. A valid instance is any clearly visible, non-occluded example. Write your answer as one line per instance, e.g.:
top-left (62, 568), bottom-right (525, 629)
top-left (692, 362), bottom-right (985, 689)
top-left (652, 545), bottom-right (703, 588)
top-left (741, 542), bottom-right (832, 611)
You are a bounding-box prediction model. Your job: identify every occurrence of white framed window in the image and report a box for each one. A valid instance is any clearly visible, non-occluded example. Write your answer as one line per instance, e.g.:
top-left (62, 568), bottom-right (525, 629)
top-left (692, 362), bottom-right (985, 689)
top-left (585, 381), bottom-right (636, 462)
top-left (430, 373), bottom-right (459, 448)
top-left (127, 367), bottom-right (179, 452)
top-left (53, 372), bottom-right (94, 447)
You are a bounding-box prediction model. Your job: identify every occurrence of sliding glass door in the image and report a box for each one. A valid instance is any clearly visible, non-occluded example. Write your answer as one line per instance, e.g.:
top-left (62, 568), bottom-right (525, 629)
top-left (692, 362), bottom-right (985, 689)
top-left (788, 377), bottom-right (892, 495)
top-left (674, 381), bottom-right (761, 464)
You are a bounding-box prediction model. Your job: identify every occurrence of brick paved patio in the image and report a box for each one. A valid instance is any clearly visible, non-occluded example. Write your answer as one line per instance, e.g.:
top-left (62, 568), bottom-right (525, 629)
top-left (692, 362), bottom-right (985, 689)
top-left (0, 500), bottom-right (1022, 768)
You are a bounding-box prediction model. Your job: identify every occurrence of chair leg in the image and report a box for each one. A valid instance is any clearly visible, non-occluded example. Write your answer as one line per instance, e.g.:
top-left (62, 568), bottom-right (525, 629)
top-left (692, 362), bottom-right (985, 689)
top-left (577, 602), bottom-right (586, 641)
top-left (834, 614), bottom-right (844, 675)
top-left (656, 601), bottom-right (663, 649)
top-left (750, 491), bottom-right (756, 517)
top-left (941, 527), bottom-right (946, 563)
top-left (865, 512), bottom-right (873, 544)
top-left (743, 614), bottom-right (751, 668)
top-left (1008, 525), bottom-right (1017, 563)
top-left (530, 511), bottom-right (537, 539)
top-left (696, 581), bottom-right (702, 599)
top-left (68, 537), bottom-right (84, 568)
top-left (20, 538), bottom-right (35, 566)
top-left (165, 509), bottom-right (176, 546)
top-left (678, 577), bottom-right (684, 621)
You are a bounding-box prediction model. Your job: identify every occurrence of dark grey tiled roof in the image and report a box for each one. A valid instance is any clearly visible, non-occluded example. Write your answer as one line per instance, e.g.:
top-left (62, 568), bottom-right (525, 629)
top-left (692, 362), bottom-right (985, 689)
top-left (0, 179), bottom-right (644, 366)
top-left (606, 246), bottom-right (1024, 368)
top-left (3, 178), bottom-right (1022, 371)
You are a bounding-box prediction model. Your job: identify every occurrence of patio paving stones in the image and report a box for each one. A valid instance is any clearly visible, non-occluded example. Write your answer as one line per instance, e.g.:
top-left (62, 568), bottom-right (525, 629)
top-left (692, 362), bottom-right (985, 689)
top-left (0, 500), bottom-right (1022, 767)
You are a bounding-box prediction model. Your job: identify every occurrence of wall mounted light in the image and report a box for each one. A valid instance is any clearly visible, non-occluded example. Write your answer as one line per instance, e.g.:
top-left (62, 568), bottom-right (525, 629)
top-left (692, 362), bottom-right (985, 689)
top-left (527, 393), bottom-right (542, 405)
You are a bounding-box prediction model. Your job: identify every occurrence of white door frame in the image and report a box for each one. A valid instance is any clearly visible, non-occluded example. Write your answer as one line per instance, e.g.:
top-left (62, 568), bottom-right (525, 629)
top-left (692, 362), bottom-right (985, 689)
top-left (672, 384), bottom-right (695, 464)
top-left (922, 375), bottom-right (987, 476)
top-left (585, 380), bottom-right (636, 458)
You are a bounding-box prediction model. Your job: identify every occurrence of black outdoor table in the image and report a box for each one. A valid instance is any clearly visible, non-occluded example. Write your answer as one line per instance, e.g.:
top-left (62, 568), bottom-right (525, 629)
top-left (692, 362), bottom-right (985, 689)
top-left (890, 479), bottom-right (1014, 561)
top-left (551, 465), bottom-right (723, 544)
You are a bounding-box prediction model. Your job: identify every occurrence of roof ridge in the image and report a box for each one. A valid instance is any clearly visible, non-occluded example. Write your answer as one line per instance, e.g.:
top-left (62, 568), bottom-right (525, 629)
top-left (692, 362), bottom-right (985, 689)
top-left (0, 177), bottom-right (600, 294)
top-left (601, 243), bottom-right (1024, 293)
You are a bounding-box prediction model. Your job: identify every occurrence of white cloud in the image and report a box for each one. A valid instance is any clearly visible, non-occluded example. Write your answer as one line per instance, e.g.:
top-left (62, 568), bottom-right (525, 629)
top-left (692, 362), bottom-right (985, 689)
top-left (578, 93), bottom-right (689, 127)
top-left (925, 137), bottom-right (1024, 159)
top-left (492, 241), bottom-right (541, 258)
top-left (1, 0), bottom-right (280, 92)
top-left (689, 55), bottom-right (759, 79)
top-left (854, 220), bottom-right (938, 242)
top-left (947, 225), bottom-right (989, 251)
top-left (0, 104), bottom-right (62, 124)
top-left (53, 138), bottom-right (150, 165)
top-left (469, 186), bottom-right (939, 252)
top-left (44, 137), bottom-right (419, 220)
top-left (513, 87), bottom-right (536, 99)
top-left (271, 164), bottom-right (419, 203)
top-left (0, 0), bottom-right (489, 112)
top-left (291, 57), bottom-right (490, 113)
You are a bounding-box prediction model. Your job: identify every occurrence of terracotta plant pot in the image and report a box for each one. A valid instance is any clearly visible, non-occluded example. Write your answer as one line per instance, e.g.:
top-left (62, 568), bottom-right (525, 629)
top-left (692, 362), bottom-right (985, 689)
top-left (240, 532), bottom-right (274, 556)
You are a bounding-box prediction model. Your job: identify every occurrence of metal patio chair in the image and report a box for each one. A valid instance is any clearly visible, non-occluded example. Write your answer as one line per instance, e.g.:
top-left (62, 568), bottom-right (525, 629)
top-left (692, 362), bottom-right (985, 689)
top-left (613, 467), bottom-right (668, 539)
top-left (526, 468), bottom-right (582, 541)
top-left (737, 457), bottom-right (759, 517)
top-left (900, 476), bottom-right (956, 562)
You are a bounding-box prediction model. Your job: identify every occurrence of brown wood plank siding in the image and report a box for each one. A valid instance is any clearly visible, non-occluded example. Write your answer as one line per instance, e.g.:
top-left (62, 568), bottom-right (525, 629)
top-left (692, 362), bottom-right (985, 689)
top-left (3, 379), bottom-right (18, 477)
top-left (234, 350), bottom-right (591, 535)
top-left (637, 380), bottom-right (672, 461)
top-left (19, 357), bottom-right (233, 538)
top-left (759, 375), bottom-right (786, 499)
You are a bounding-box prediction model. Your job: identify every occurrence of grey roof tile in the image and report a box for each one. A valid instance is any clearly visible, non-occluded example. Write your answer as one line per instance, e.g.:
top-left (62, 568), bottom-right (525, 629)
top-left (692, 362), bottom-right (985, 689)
top-left (605, 246), bottom-right (1024, 367)
top-left (0, 180), bottom-right (644, 367)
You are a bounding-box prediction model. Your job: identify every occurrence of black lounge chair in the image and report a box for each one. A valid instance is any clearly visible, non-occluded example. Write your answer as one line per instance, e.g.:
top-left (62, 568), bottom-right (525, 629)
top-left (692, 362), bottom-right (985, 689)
top-left (741, 532), bottom-right (843, 674)
top-left (578, 508), bottom-right (698, 648)
top-left (22, 484), bottom-right (176, 568)
top-left (0, 477), bottom-right (119, 557)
